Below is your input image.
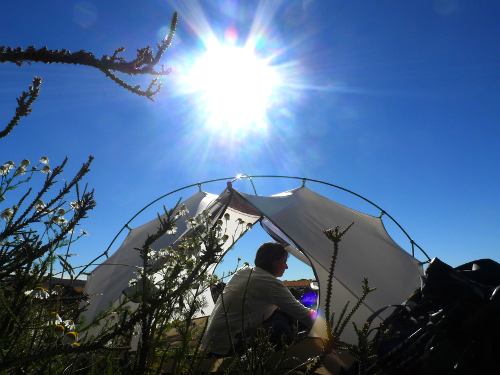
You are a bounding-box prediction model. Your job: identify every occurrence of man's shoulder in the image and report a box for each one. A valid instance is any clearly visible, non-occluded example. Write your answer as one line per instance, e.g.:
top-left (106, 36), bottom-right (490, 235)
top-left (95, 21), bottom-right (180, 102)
top-left (231, 266), bottom-right (283, 287)
top-left (253, 267), bottom-right (286, 286)
top-left (233, 266), bottom-right (252, 277)
top-left (226, 266), bottom-right (253, 284)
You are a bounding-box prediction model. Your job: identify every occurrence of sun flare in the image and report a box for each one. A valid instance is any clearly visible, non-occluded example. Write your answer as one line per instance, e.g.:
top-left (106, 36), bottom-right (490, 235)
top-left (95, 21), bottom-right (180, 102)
top-left (169, 2), bottom-right (305, 142)
top-left (184, 43), bottom-right (281, 133)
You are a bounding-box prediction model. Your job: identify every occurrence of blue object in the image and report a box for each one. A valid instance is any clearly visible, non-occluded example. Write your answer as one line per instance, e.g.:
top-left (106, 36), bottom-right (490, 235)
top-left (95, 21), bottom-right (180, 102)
top-left (300, 291), bottom-right (318, 307)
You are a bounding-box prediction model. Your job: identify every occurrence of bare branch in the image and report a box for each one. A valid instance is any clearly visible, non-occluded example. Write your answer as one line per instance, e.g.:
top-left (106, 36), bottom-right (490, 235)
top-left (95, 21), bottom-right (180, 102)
top-left (0, 11), bottom-right (178, 105)
top-left (0, 12), bottom-right (178, 77)
top-left (0, 77), bottom-right (42, 139)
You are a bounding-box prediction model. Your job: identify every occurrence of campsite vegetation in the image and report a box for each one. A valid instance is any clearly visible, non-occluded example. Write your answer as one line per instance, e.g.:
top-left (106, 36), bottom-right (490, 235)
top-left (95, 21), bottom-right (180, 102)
top-left (0, 12), bottom-right (379, 375)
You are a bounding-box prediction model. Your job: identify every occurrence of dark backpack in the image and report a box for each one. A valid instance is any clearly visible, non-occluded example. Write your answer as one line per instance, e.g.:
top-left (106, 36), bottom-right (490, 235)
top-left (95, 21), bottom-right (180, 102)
top-left (366, 258), bottom-right (500, 375)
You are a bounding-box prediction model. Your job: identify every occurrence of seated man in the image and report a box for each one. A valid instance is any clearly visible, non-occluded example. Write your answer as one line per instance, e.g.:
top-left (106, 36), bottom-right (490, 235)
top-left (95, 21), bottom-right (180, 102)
top-left (201, 242), bottom-right (315, 356)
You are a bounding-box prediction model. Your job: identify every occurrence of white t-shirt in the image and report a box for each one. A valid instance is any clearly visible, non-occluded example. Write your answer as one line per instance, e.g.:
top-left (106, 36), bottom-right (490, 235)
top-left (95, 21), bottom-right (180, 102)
top-left (202, 266), bottom-right (314, 355)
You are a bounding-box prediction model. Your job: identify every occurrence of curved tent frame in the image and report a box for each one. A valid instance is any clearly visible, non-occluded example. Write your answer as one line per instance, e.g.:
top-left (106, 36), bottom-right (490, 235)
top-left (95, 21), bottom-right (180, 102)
top-left (81, 175), bottom-right (430, 345)
top-left (80, 175), bottom-right (430, 278)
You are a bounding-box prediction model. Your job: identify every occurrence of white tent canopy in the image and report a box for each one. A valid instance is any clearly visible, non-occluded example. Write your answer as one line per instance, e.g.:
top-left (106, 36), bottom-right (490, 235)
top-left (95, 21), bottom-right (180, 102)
top-left (82, 191), bottom-right (219, 324)
top-left (83, 185), bottom-right (423, 343)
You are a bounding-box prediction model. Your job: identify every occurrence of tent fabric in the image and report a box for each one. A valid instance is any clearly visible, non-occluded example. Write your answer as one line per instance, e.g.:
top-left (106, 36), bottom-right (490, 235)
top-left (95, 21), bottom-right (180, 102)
top-left (234, 187), bottom-right (423, 343)
top-left (81, 191), bottom-right (218, 324)
top-left (190, 188), bottom-right (262, 317)
top-left (83, 186), bottom-right (423, 345)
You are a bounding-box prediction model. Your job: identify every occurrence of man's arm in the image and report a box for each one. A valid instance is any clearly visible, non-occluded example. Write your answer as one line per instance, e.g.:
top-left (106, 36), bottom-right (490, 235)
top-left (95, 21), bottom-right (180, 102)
top-left (271, 280), bottom-right (315, 328)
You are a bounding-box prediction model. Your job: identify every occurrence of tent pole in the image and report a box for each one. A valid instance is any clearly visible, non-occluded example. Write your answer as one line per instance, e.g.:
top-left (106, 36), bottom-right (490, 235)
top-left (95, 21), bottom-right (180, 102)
top-left (91, 174), bottom-right (430, 280)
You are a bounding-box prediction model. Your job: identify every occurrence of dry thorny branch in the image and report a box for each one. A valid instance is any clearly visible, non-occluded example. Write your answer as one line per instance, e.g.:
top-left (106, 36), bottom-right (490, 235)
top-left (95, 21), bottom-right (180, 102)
top-left (0, 12), bottom-right (178, 140)
top-left (0, 76), bottom-right (42, 140)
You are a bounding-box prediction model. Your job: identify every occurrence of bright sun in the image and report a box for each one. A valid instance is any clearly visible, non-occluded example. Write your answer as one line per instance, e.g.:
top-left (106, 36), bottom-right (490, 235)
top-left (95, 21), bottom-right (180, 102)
top-left (185, 44), bottom-right (281, 133)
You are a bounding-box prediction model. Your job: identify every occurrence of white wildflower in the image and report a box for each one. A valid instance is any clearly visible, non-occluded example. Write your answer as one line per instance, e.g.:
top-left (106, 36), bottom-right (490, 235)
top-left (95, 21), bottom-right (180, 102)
top-left (63, 320), bottom-right (76, 331)
top-left (29, 287), bottom-right (49, 299)
top-left (1, 162), bottom-right (15, 175)
top-left (1, 208), bottom-right (14, 221)
top-left (49, 312), bottom-right (63, 325)
top-left (70, 201), bottom-right (80, 210)
top-left (158, 248), bottom-right (169, 258)
top-left (20, 159), bottom-right (30, 167)
top-left (176, 204), bottom-right (189, 218)
top-left (15, 166), bottom-right (26, 176)
top-left (50, 215), bottom-right (66, 225)
top-left (41, 165), bottom-right (51, 174)
top-left (51, 285), bottom-right (64, 295)
top-left (148, 250), bottom-right (159, 262)
top-left (57, 217), bottom-right (67, 225)
top-left (35, 199), bottom-right (46, 212)
top-left (166, 226), bottom-right (177, 235)
top-left (39, 156), bottom-right (49, 165)
top-left (186, 217), bottom-right (197, 229)
top-left (0, 165), bottom-right (8, 176)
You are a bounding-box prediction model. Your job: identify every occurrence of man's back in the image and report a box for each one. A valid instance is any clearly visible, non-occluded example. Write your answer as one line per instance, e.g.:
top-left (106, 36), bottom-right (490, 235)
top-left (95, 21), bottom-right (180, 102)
top-left (202, 266), bottom-right (312, 355)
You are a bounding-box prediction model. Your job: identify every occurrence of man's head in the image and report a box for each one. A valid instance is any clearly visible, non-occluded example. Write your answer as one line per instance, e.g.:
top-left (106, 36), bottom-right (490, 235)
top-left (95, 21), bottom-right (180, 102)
top-left (255, 242), bottom-right (289, 277)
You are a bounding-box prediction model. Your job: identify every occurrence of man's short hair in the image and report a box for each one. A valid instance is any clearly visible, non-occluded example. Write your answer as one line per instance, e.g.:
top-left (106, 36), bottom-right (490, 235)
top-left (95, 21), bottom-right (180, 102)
top-left (255, 242), bottom-right (288, 274)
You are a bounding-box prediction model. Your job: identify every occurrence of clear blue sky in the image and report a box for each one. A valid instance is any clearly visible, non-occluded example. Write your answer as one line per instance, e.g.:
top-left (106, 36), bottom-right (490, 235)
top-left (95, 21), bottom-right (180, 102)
top-left (1, 1), bottom-right (499, 279)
